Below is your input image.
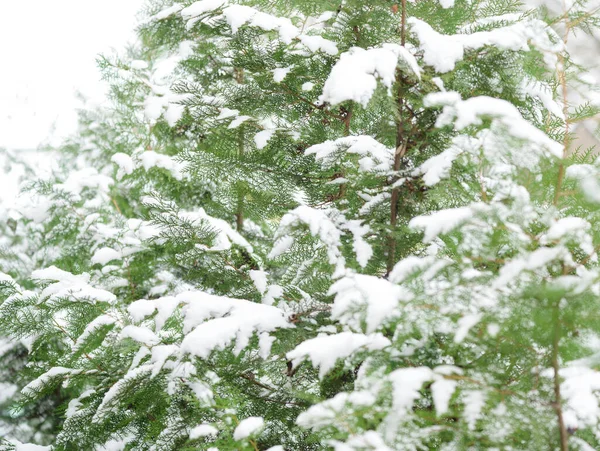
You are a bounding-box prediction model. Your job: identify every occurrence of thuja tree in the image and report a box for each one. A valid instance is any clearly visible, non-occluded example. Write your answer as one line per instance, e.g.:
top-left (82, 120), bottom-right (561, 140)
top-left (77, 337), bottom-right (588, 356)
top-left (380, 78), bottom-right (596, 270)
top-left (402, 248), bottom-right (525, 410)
top-left (2, 0), bottom-right (600, 450)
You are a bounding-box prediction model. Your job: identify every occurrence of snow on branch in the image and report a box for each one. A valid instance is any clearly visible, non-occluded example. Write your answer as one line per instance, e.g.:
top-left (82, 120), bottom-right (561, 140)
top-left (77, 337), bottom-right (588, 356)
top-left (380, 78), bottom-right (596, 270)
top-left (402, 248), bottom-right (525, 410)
top-left (287, 331), bottom-right (390, 379)
top-left (320, 44), bottom-right (420, 107)
top-left (31, 266), bottom-right (116, 304)
top-left (180, 1), bottom-right (338, 55)
top-left (306, 135), bottom-right (394, 174)
top-left (329, 274), bottom-right (413, 333)
top-left (271, 206), bottom-right (374, 273)
top-left (409, 17), bottom-right (562, 73)
top-left (425, 92), bottom-right (563, 158)
top-left (179, 291), bottom-right (291, 358)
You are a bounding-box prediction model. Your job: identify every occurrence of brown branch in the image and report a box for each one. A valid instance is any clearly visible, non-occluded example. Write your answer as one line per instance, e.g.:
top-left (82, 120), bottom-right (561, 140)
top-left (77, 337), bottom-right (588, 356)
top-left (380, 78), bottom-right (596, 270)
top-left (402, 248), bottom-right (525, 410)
top-left (277, 84), bottom-right (344, 121)
top-left (240, 372), bottom-right (277, 392)
top-left (111, 197), bottom-right (123, 215)
top-left (387, 0), bottom-right (409, 274)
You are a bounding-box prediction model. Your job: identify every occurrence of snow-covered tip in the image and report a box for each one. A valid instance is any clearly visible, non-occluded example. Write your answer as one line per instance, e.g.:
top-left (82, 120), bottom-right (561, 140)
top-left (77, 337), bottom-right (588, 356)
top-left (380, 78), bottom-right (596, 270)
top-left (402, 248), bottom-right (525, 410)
top-left (320, 44), bottom-right (420, 107)
top-left (409, 17), bottom-right (557, 73)
top-left (91, 247), bottom-right (122, 266)
top-left (329, 274), bottom-right (413, 333)
top-left (181, 0), bottom-right (226, 20)
top-left (111, 153), bottom-right (134, 180)
top-left (424, 92), bottom-right (563, 159)
top-left (306, 135), bottom-right (393, 173)
top-left (234, 416), bottom-right (264, 440)
top-left (21, 367), bottom-right (74, 399)
top-left (287, 332), bottom-right (391, 379)
top-left (298, 35), bottom-right (338, 55)
top-left (409, 206), bottom-right (474, 243)
top-left (566, 164), bottom-right (600, 204)
top-left (32, 266), bottom-right (117, 304)
top-left (189, 423), bottom-right (218, 439)
top-left (145, 3), bottom-right (184, 23)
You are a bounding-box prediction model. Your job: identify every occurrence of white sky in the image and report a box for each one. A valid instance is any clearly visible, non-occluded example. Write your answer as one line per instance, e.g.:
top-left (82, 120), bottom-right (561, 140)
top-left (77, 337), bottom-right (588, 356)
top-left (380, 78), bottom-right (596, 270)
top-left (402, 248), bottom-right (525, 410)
top-left (0, 0), bottom-right (144, 150)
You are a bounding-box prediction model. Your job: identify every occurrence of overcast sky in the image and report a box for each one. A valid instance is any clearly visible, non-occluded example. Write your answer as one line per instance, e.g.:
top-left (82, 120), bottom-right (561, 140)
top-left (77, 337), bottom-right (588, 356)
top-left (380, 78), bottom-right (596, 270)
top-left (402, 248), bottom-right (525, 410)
top-left (0, 0), bottom-right (143, 150)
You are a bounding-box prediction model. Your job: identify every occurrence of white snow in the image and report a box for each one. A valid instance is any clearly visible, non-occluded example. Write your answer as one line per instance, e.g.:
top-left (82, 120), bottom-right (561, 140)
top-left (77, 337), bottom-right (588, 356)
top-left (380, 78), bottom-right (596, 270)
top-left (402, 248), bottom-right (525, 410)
top-left (189, 424), bottom-right (219, 439)
top-left (181, 0), bottom-right (226, 20)
top-left (306, 135), bottom-right (393, 173)
top-left (342, 219), bottom-right (373, 268)
top-left (128, 297), bottom-right (180, 332)
top-left (520, 77), bottom-right (565, 120)
top-left (268, 235), bottom-right (295, 259)
top-left (558, 366), bottom-right (600, 429)
top-left (149, 4), bottom-right (184, 22)
top-left (431, 378), bottom-right (457, 416)
top-left (329, 274), bottom-right (413, 333)
top-left (273, 67), bottom-right (293, 83)
top-left (21, 367), bottom-right (73, 398)
top-left (93, 365), bottom-right (154, 421)
top-left (32, 266), bottom-right (116, 304)
top-left (217, 108), bottom-right (239, 120)
top-left (297, 391), bottom-right (376, 430)
top-left (128, 299), bottom-right (158, 322)
top-left (301, 82), bottom-right (315, 92)
top-left (228, 115), bottom-right (252, 129)
top-left (233, 416), bottom-right (264, 440)
top-left (409, 17), bottom-right (556, 73)
top-left (542, 217), bottom-right (591, 242)
top-left (299, 35), bottom-right (338, 55)
top-left (95, 436), bottom-right (134, 451)
top-left (14, 444), bottom-right (51, 451)
top-left (254, 130), bottom-right (276, 149)
top-left (438, 0), bottom-right (455, 7)
top-left (73, 315), bottom-right (116, 353)
top-left (463, 390), bottom-right (486, 430)
top-left (493, 246), bottom-right (566, 288)
top-left (413, 144), bottom-right (462, 186)
top-left (320, 44), bottom-right (420, 107)
top-left (181, 208), bottom-right (253, 252)
top-left (387, 367), bottom-right (434, 424)
top-left (275, 206), bottom-right (346, 275)
top-left (56, 168), bottom-right (114, 197)
top-left (425, 93), bottom-right (563, 158)
top-left (120, 325), bottom-right (160, 346)
top-left (566, 164), bottom-right (600, 203)
top-left (183, 1), bottom-right (340, 58)
top-left (454, 313), bottom-right (483, 343)
top-left (221, 5), bottom-right (299, 44)
top-left (249, 270), bottom-right (268, 294)
top-left (409, 206), bottom-right (474, 243)
top-left (0, 383), bottom-right (17, 404)
top-left (330, 432), bottom-right (392, 451)
top-left (258, 332), bottom-right (275, 358)
top-left (287, 332), bottom-right (390, 378)
top-left (111, 153), bottom-right (135, 180)
top-left (130, 60), bottom-right (149, 70)
top-left (389, 256), bottom-right (437, 284)
top-left (91, 248), bottom-right (122, 266)
top-left (178, 291), bottom-right (291, 359)
top-left (138, 151), bottom-right (186, 180)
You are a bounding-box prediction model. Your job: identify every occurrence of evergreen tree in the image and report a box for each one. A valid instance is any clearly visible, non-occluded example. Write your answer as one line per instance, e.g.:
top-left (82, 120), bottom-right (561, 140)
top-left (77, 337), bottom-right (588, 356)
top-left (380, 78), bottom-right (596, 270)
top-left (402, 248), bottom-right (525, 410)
top-left (1, 0), bottom-right (600, 449)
